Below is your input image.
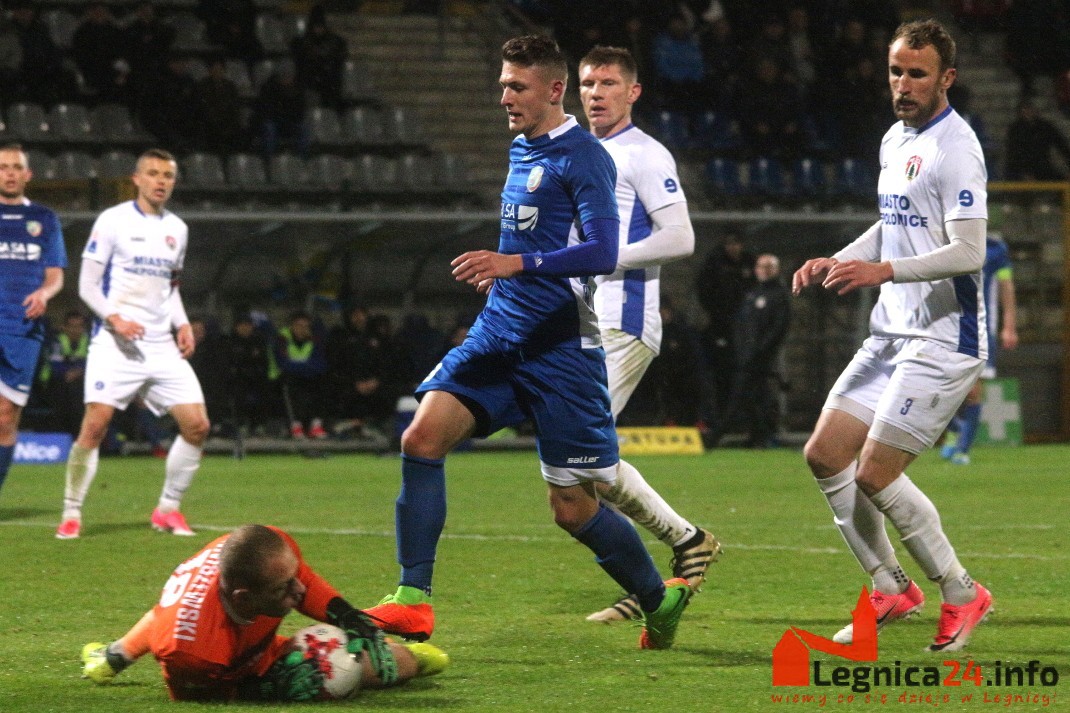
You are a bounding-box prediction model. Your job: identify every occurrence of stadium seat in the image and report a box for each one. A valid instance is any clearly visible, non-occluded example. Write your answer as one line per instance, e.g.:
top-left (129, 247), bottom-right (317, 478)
top-left (26, 152), bottom-right (58, 181)
top-left (834, 157), bottom-right (875, 198)
top-left (792, 157), bottom-right (827, 196)
top-left (168, 12), bottom-right (210, 53)
top-left (306, 154), bottom-right (350, 189)
top-left (225, 153), bottom-right (268, 187)
top-left (181, 152), bottom-right (226, 188)
top-left (653, 110), bottom-right (689, 150)
top-left (691, 110), bottom-right (740, 152)
top-left (343, 106), bottom-right (385, 145)
top-left (88, 103), bottom-right (152, 145)
top-left (255, 13), bottom-right (291, 54)
top-left (352, 154), bottom-right (398, 191)
top-left (269, 153), bottom-right (309, 185)
top-left (43, 9), bottom-right (78, 49)
top-left (224, 60), bottom-right (255, 99)
top-left (309, 107), bottom-right (344, 147)
top-left (747, 157), bottom-right (786, 196)
top-left (436, 152), bottom-right (471, 187)
top-left (383, 106), bottom-right (422, 145)
top-left (53, 151), bottom-right (98, 180)
top-left (398, 153), bottom-right (433, 188)
top-left (341, 60), bottom-right (377, 104)
top-left (96, 150), bottom-right (137, 180)
top-left (47, 103), bottom-right (93, 143)
top-left (251, 59), bottom-right (278, 91)
top-left (4, 102), bottom-right (51, 143)
top-left (705, 157), bottom-right (742, 196)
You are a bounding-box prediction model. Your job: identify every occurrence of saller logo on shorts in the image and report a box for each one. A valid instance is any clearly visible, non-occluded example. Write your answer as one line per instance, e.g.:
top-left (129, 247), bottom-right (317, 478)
top-left (566, 456), bottom-right (599, 464)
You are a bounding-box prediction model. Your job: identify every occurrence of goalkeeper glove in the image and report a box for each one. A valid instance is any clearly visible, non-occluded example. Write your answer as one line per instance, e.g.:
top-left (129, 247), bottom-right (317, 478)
top-left (240, 651), bottom-right (324, 701)
top-left (326, 597), bottom-right (398, 685)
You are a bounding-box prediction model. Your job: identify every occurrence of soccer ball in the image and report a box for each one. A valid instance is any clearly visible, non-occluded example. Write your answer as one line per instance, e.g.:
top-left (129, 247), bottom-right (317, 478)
top-left (291, 623), bottom-right (363, 700)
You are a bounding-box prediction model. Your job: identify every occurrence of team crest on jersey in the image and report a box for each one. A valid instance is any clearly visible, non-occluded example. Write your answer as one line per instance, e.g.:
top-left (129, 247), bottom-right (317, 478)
top-left (25, 220), bottom-right (42, 237)
top-left (905, 155), bottom-right (923, 181)
top-left (526, 166), bottom-right (544, 192)
top-left (165, 235), bottom-right (177, 250)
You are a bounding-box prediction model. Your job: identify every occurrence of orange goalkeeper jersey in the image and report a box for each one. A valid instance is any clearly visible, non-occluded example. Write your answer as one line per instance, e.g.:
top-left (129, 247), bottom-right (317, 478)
top-left (141, 527), bottom-right (340, 701)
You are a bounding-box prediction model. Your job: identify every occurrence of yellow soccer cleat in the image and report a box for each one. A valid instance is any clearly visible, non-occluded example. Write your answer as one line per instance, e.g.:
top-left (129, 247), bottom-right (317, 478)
top-left (404, 642), bottom-right (449, 677)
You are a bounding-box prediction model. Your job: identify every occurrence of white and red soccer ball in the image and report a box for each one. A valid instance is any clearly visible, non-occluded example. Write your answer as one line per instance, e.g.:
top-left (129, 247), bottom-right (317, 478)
top-left (291, 623), bottom-right (362, 700)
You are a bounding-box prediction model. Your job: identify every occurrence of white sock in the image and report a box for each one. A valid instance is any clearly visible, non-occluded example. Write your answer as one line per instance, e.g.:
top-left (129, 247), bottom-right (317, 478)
top-left (158, 436), bottom-right (202, 511)
top-left (600, 459), bottom-right (696, 547)
top-left (63, 444), bottom-right (100, 520)
top-left (869, 474), bottom-right (969, 602)
top-left (816, 462), bottom-right (899, 578)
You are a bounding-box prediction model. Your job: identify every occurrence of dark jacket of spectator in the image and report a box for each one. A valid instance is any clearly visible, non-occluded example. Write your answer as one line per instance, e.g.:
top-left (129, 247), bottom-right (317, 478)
top-left (291, 7), bottom-right (348, 109)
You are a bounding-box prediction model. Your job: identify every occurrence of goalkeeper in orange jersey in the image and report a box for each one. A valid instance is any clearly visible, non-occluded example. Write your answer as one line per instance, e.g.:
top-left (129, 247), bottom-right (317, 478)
top-left (80, 524), bottom-right (447, 701)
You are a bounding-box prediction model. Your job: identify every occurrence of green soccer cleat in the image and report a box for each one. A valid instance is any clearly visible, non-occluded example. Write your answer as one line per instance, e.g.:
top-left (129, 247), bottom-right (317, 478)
top-left (639, 578), bottom-right (692, 650)
top-left (81, 642), bottom-right (117, 684)
top-left (403, 641), bottom-right (450, 677)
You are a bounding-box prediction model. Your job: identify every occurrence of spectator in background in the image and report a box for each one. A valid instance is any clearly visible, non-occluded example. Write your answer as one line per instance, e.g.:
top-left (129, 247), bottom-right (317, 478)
top-left (198, 0), bottom-right (263, 65)
top-left (698, 16), bottom-right (741, 115)
top-left (651, 296), bottom-right (703, 428)
top-left (276, 312), bottom-right (327, 439)
top-left (71, 2), bottom-right (130, 104)
top-left (226, 314), bottom-right (274, 435)
top-left (193, 57), bottom-right (246, 153)
top-left (1004, 0), bottom-right (1070, 97)
top-left (291, 5), bottom-right (348, 110)
top-left (121, 1), bottom-right (175, 99)
top-left (826, 18), bottom-right (872, 83)
top-left (137, 56), bottom-right (199, 153)
top-left (695, 230), bottom-right (754, 430)
top-left (736, 56), bottom-right (805, 159)
top-left (41, 311), bottom-right (89, 437)
top-left (395, 313), bottom-right (445, 389)
top-left (707, 253), bottom-right (791, 448)
top-left (254, 63), bottom-right (310, 159)
top-left (838, 56), bottom-right (888, 159)
top-left (1004, 99), bottom-right (1070, 180)
top-left (949, 84), bottom-right (994, 173)
top-left (10, 0), bottom-right (76, 107)
top-left (187, 318), bottom-right (231, 433)
top-left (745, 12), bottom-right (794, 81)
top-left (785, 5), bottom-right (817, 91)
top-left (652, 14), bottom-right (707, 114)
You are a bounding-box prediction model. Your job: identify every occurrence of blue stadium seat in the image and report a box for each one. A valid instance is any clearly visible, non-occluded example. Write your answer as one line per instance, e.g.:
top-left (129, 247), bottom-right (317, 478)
top-left (691, 110), bottom-right (740, 151)
top-left (834, 157), bottom-right (875, 198)
top-left (746, 157), bottom-right (786, 195)
top-left (706, 157), bottom-right (741, 195)
top-left (653, 110), bottom-right (689, 150)
top-left (791, 157), bottom-right (827, 196)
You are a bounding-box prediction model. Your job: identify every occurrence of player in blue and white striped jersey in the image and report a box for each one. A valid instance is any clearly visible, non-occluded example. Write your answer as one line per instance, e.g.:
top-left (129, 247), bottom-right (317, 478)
top-left (576, 46), bottom-right (720, 624)
top-left (368, 35), bottom-right (691, 651)
top-left (793, 20), bottom-right (993, 653)
top-left (0, 143), bottom-right (66, 498)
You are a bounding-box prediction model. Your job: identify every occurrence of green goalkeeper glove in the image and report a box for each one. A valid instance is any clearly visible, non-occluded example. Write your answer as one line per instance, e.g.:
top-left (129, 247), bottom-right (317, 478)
top-left (239, 651), bottom-right (324, 702)
top-left (327, 597), bottom-right (398, 685)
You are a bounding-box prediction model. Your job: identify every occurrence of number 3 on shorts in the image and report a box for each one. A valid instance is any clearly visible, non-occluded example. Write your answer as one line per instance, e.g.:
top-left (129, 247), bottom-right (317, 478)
top-left (899, 398), bottom-right (914, 415)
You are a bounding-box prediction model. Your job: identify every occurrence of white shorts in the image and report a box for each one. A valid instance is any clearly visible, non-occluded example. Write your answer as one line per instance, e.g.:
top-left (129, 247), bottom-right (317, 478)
top-left (601, 328), bottom-right (657, 419)
top-left (84, 334), bottom-right (204, 416)
top-left (825, 337), bottom-right (983, 454)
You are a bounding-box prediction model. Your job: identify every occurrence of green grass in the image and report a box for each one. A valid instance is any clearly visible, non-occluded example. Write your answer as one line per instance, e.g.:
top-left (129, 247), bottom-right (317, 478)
top-left (1, 446), bottom-right (1067, 712)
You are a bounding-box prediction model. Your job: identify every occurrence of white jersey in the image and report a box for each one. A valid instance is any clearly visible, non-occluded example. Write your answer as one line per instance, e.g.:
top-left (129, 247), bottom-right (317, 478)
top-left (592, 124), bottom-right (686, 353)
top-left (867, 106), bottom-right (988, 358)
top-left (82, 201), bottom-right (188, 344)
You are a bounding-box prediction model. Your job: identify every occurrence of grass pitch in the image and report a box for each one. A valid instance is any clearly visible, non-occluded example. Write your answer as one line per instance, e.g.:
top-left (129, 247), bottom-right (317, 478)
top-left (0, 445), bottom-right (1066, 712)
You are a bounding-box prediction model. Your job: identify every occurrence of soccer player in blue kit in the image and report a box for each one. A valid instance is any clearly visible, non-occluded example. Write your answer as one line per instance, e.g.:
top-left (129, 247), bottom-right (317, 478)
top-left (366, 35), bottom-right (691, 650)
top-left (0, 143), bottom-right (66, 499)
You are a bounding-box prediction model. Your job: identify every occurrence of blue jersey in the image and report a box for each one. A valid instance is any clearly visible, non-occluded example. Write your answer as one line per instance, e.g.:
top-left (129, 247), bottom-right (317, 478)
top-left (480, 116), bottom-right (618, 349)
top-left (0, 200), bottom-right (66, 340)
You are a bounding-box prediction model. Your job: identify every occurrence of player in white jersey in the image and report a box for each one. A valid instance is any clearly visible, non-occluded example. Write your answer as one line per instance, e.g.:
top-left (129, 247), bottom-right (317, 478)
top-left (792, 20), bottom-right (993, 652)
top-left (56, 149), bottom-right (210, 540)
top-left (577, 46), bottom-right (720, 624)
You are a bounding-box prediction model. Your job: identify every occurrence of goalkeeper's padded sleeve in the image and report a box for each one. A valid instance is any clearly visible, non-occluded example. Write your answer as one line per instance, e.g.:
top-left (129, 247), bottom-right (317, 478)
top-left (521, 216), bottom-right (619, 276)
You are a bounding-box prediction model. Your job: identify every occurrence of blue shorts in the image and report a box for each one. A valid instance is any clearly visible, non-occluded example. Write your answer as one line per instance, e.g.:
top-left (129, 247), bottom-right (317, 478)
top-left (417, 327), bottom-right (619, 477)
top-left (0, 333), bottom-right (43, 407)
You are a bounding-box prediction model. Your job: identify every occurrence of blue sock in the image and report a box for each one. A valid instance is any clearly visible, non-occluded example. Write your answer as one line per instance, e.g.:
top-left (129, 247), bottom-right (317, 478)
top-left (957, 403), bottom-right (982, 453)
top-left (0, 444), bottom-right (12, 493)
top-left (396, 454), bottom-right (446, 595)
top-left (573, 503), bottom-right (665, 612)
